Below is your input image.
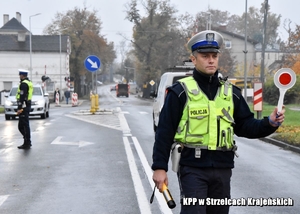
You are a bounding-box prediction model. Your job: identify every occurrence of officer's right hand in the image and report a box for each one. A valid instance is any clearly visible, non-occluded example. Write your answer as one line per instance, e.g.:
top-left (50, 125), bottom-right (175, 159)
top-left (153, 169), bottom-right (168, 192)
top-left (17, 109), bottom-right (23, 115)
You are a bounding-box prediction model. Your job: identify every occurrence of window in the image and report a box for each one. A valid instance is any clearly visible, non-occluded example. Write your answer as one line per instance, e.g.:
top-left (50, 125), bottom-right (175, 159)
top-left (225, 40), bottom-right (231, 49)
top-left (3, 82), bottom-right (12, 91)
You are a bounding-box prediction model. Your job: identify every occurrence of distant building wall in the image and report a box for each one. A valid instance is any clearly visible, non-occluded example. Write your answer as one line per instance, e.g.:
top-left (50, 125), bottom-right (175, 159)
top-left (0, 51), bottom-right (68, 91)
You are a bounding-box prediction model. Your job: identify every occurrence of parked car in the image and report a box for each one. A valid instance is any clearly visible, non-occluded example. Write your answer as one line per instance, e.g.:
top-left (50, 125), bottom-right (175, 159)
top-left (97, 80), bottom-right (103, 85)
top-left (110, 85), bottom-right (117, 91)
top-left (129, 83), bottom-right (138, 94)
top-left (152, 70), bottom-right (193, 132)
top-left (4, 85), bottom-right (50, 120)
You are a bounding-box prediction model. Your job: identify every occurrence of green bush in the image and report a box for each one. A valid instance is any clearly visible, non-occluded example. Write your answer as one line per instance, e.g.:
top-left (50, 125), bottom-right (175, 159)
top-left (263, 74), bottom-right (300, 105)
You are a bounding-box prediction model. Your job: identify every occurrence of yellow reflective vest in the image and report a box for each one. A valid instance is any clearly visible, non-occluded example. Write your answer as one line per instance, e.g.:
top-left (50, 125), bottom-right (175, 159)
top-left (16, 79), bottom-right (33, 101)
top-left (175, 76), bottom-right (235, 151)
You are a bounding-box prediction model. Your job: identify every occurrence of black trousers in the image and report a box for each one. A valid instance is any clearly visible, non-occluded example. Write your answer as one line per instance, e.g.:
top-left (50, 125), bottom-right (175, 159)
top-left (18, 110), bottom-right (31, 145)
top-left (178, 166), bottom-right (232, 214)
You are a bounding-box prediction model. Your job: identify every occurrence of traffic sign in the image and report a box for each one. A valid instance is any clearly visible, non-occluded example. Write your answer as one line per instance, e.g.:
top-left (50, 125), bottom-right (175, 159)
top-left (84, 55), bottom-right (101, 72)
top-left (149, 80), bottom-right (155, 86)
top-left (274, 68), bottom-right (296, 113)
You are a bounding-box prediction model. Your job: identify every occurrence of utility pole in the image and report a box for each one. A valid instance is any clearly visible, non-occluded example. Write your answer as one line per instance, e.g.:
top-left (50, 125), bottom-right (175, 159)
top-left (243, 0), bottom-right (248, 101)
top-left (260, 0), bottom-right (268, 83)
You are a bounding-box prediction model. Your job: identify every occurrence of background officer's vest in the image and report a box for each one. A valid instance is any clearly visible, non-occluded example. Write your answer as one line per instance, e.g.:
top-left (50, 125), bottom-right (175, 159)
top-left (16, 80), bottom-right (33, 101)
top-left (175, 76), bottom-right (235, 151)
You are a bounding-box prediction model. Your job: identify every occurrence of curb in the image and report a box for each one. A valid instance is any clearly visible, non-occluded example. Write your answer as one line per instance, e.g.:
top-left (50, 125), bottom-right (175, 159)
top-left (51, 100), bottom-right (85, 107)
top-left (260, 137), bottom-right (300, 154)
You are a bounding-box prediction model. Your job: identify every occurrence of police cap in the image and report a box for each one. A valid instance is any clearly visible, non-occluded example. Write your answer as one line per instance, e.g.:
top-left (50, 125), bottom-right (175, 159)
top-left (19, 69), bottom-right (29, 76)
top-left (187, 30), bottom-right (224, 53)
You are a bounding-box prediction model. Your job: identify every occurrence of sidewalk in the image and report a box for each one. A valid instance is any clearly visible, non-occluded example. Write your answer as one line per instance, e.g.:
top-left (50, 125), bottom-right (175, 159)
top-left (50, 99), bottom-right (85, 107)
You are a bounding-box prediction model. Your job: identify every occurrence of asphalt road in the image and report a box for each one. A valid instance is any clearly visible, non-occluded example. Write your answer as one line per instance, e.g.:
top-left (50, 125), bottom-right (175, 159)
top-left (0, 84), bottom-right (299, 214)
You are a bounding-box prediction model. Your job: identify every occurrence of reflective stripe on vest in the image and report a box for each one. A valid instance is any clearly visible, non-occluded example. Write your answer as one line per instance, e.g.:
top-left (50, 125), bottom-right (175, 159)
top-left (174, 76), bottom-right (235, 151)
top-left (16, 80), bottom-right (33, 100)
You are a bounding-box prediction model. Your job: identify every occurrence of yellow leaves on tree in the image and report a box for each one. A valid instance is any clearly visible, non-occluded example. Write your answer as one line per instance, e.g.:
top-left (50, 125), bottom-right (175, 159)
top-left (290, 55), bottom-right (300, 75)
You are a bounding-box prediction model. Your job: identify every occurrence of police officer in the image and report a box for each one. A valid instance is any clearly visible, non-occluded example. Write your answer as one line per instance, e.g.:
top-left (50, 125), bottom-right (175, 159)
top-left (152, 30), bottom-right (285, 214)
top-left (16, 69), bottom-right (33, 149)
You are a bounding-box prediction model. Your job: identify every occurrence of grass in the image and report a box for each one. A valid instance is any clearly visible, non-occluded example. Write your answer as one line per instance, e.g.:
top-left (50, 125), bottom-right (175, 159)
top-left (249, 102), bottom-right (300, 147)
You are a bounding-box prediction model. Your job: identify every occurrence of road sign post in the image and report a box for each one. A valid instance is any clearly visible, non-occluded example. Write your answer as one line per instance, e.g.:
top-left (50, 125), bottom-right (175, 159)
top-left (84, 55), bottom-right (101, 94)
top-left (274, 68), bottom-right (296, 113)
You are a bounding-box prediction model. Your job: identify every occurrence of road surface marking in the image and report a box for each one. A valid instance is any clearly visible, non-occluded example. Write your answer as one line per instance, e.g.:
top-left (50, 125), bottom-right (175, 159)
top-left (123, 137), bottom-right (151, 214)
top-left (118, 107), bottom-right (172, 214)
top-left (51, 136), bottom-right (94, 147)
top-left (0, 195), bottom-right (9, 207)
top-left (132, 136), bottom-right (173, 214)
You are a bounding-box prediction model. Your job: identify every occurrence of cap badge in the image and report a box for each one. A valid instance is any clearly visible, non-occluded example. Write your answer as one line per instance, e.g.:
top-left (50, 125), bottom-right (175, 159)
top-left (206, 33), bottom-right (215, 44)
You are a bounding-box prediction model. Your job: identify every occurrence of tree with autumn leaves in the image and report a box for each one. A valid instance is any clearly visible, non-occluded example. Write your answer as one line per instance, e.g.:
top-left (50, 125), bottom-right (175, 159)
top-left (43, 6), bottom-right (116, 96)
top-left (282, 24), bottom-right (300, 75)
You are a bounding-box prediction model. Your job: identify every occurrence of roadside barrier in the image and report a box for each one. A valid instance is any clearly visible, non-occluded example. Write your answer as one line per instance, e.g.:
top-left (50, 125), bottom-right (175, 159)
top-left (72, 92), bottom-right (78, 107)
top-left (55, 92), bottom-right (60, 106)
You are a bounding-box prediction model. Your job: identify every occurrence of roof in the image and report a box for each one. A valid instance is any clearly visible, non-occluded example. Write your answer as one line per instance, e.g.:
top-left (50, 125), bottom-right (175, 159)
top-left (213, 26), bottom-right (259, 45)
top-left (219, 30), bottom-right (259, 45)
top-left (0, 34), bottom-right (69, 52)
top-left (0, 17), bottom-right (28, 33)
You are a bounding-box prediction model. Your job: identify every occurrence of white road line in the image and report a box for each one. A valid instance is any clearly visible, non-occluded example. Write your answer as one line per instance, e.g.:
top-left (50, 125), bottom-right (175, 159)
top-left (123, 137), bottom-right (151, 214)
top-left (65, 114), bottom-right (122, 131)
top-left (118, 107), bottom-right (151, 213)
top-left (117, 107), bottom-right (131, 136)
top-left (0, 195), bottom-right (9, 207)
top-left (132, 137), bottom-right (173, 214)
top-left (118, 107), bottom-right (172, 214)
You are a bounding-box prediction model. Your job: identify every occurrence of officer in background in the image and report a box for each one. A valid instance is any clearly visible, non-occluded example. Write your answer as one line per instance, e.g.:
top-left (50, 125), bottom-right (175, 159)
top-left (151, 30), bottom-right (285, 214)
top-left (16, 69), bottom-right (33, 149)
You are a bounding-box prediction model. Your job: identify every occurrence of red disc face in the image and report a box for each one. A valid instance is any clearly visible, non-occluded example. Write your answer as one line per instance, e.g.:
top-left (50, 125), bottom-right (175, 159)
top-left (279, 73), bottom-right (292, 85)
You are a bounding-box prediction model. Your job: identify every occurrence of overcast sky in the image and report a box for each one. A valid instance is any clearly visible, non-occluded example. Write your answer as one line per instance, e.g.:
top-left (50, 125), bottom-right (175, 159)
top-left (1, 0), bottom-right (297, 61)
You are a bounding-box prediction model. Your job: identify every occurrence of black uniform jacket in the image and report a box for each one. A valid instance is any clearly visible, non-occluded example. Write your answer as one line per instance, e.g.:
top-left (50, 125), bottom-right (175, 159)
top-left (152, 69), bottom-right (278, 171)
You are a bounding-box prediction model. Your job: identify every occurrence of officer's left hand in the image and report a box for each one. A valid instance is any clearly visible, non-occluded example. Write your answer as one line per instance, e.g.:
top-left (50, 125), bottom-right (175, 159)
top-left (269, 106), bottom-right (285, 127)
top-left (17, 109), bottom-right (23, 115)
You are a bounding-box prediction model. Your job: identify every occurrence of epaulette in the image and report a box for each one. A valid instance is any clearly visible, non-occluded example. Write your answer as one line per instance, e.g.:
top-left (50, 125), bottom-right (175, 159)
top-left (232, 84), bottom-right (242, 91)
top-left (167, 82), bottom-right (185, 96)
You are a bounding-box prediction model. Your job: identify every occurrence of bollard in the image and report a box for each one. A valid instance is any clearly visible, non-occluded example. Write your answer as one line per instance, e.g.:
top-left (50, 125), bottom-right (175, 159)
top-left (90, 94), bottom-right (96, 114)
top-left (95, 94), bottom-right (99, 111)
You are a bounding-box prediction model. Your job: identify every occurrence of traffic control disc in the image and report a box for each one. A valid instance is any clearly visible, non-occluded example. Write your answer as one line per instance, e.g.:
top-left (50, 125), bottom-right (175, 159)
top-left (274, 68), bottom-right (296, 90)
top-left (274, 68), bottom-right (297, 113)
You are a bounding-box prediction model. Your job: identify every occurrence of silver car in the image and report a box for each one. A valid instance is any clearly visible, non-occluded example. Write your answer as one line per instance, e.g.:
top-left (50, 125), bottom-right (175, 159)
top-left (4, 85), bottom-right (50, 120)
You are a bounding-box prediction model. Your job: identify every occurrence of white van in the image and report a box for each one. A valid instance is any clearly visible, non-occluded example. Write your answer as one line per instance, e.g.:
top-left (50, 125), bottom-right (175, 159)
top-left (152, 69), bottom-right (193, 132)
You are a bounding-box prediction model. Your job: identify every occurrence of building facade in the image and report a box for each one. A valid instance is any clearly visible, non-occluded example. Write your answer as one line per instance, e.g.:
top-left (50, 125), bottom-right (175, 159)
top-left (0, 12), bottom-right (71, 95)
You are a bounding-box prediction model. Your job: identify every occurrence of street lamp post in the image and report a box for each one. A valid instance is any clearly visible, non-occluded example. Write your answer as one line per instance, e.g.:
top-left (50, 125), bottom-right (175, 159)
top-left (29, 13), bottom-right (41, 81)
top-left (58, 28), bottom-right (68, 95)
top-left (243, 0), bottom-right (248, 100)
top-left (59, 32), bottom-right (62, 93)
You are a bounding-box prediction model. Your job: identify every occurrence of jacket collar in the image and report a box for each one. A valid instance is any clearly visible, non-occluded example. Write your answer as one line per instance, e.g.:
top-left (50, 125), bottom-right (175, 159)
top-left (193, 69), bottom-right (219, 86)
